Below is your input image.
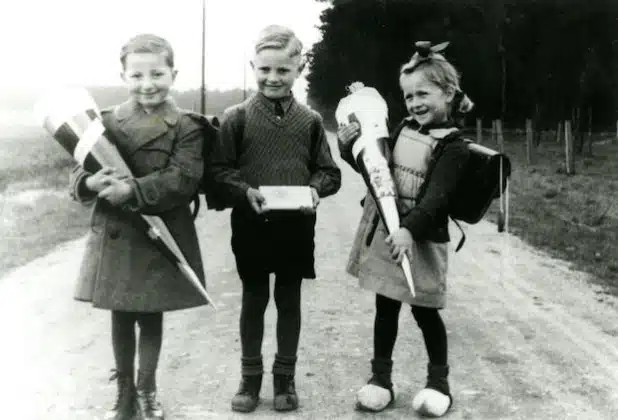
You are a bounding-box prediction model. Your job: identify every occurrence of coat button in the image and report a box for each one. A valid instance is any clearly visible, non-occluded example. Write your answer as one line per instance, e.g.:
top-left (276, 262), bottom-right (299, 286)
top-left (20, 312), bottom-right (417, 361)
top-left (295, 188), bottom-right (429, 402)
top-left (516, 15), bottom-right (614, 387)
top-left (109, 228), bottom-right (120, 239)
top-left (146, 189), bottom-right (158, 202)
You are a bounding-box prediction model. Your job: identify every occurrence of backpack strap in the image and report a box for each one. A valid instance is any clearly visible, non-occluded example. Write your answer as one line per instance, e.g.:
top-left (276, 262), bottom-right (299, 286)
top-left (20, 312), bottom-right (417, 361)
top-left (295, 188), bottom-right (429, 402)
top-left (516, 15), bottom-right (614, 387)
top-left (234, 104), bottom-right (246, 161)
top-left (180, 111), bottom-right (219, 219)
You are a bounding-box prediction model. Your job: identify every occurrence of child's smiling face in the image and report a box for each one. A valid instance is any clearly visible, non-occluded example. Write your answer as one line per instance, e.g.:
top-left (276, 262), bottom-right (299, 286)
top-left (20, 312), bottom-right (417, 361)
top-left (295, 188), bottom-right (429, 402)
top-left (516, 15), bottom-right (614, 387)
top-left (121, 52), bottom-right (177, 111)
top-left (400, 71), bottom-right (454, 127)
top-left (251, 48), bottom-right (302, 99)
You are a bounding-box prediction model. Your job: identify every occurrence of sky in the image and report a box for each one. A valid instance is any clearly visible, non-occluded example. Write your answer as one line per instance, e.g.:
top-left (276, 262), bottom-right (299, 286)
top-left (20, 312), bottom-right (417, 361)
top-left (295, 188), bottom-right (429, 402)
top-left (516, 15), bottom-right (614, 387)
top-left (0, 0), bottom-right (329, 103)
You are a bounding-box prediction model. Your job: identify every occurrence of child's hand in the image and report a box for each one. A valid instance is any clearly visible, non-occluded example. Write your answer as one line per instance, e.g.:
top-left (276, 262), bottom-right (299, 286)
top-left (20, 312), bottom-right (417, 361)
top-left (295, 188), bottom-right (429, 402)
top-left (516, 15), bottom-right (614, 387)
top-left (85, 167), bottom-right (117, 193)
top-left (385, 227), bottom-right (413, 264)
top-left (300, 187), bottom-right (320, 214)
top-left (98, 178), bottom-right (134, 206)
top-left (337, 122), bottom-right (361, 148)
top-left (246, 187), bottom-right (266, 214)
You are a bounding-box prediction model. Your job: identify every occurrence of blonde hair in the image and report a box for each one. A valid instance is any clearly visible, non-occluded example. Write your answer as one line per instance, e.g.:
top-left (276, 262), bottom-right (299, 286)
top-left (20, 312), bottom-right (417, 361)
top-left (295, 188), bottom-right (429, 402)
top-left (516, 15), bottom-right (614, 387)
top-left (254, 25), bottom-right (303, 60)
top-left (400, 45), bottom-right (474, 115)
top-left (120, 33), bottom-right (175, 68)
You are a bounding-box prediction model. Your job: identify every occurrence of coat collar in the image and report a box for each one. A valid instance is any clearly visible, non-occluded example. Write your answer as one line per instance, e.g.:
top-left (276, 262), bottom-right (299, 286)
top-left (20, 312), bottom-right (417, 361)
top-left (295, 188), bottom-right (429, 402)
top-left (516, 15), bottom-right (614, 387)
top-left (113, 98), bottom-right (180, 126)
top-left (110, 98), bottom-right (180, 155)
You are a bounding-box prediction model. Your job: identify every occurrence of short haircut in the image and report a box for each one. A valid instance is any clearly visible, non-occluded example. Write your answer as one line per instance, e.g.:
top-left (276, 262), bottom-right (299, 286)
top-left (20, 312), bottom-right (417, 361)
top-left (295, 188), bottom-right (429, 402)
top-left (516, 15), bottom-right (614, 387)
top-left (254, 25), bottom-right (303, 59)
top-left (120, 33), bottom-right (175, 68)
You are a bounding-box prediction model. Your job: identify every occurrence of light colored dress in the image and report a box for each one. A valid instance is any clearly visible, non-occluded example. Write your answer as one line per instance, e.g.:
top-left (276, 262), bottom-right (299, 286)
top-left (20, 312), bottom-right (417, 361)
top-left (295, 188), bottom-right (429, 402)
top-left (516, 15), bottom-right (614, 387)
top-left (346, 126), bottom-right (449, 308)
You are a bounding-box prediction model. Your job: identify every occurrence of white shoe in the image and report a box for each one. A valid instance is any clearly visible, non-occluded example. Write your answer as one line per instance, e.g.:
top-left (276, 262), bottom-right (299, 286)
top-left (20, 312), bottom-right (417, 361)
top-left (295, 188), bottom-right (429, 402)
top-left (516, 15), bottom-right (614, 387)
top-left (412, 388), bottom-right (452, 417)
top-left (356, 383), bottom-right (395, 412)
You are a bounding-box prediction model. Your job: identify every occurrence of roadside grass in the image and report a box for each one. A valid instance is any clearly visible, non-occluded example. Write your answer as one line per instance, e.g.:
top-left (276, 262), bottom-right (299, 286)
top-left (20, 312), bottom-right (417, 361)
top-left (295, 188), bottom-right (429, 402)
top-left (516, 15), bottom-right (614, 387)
top-left (0, 125), bottom-right (90, 278)
top-left (479, 130), bottom-right (618, 294)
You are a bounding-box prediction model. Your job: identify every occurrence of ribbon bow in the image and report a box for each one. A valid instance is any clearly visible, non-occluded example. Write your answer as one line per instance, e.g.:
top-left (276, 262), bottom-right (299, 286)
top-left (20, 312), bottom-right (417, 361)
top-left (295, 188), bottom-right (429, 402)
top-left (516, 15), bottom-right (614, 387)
top-left (401, 41), bottom-right (450, 74)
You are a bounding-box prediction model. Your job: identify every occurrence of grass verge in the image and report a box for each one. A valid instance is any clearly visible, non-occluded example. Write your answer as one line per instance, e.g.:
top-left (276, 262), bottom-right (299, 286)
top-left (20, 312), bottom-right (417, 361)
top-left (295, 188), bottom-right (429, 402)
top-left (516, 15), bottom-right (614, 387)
top-left (479, 130), bottom-right (618, 294)
top-left (0, 125), bottom-right (90, 279)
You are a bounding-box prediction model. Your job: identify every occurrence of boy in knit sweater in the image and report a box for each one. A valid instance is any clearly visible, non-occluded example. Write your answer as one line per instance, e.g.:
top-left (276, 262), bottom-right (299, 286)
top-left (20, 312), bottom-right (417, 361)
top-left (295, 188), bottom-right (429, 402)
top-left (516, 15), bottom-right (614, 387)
top-left (209, 25), bottom-right (341, 413)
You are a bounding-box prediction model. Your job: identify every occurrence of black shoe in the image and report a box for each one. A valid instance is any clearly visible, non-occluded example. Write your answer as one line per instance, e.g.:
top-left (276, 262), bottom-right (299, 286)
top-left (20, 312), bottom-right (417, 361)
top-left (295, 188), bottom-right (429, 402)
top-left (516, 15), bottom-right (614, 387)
top-left (136, 370), bottom-right (164, 420)
top-left (273, 374), bottom-right (298, 411)
top-left (231, 375), bottom-right (262, 413)
top-left (104, 370), bottom-right (137, 420)
top-left (136, 390), bottom-right (164, 420)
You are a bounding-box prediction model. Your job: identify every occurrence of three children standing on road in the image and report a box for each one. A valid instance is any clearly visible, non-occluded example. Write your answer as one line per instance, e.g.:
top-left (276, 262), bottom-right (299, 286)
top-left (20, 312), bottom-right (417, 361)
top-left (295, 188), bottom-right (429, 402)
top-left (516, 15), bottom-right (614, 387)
top-left (67, 22), bottom-right (471, 420)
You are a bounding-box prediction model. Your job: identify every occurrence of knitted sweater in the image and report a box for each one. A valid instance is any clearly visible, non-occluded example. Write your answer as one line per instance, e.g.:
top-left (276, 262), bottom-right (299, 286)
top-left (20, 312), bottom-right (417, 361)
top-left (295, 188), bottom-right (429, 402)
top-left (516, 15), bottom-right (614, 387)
top-left (210, 93), bottom-right (341, 208)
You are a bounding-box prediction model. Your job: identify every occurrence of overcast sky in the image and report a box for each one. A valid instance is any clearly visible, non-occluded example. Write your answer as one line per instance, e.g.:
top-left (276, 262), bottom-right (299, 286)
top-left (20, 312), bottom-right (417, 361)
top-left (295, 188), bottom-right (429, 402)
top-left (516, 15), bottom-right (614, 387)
top-left (0, 0), bottom-right (329, 102)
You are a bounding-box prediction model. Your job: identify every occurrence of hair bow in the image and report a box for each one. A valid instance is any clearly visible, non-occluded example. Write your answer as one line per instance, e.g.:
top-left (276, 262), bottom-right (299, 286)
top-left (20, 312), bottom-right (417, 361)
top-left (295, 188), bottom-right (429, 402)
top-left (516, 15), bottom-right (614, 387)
top-left (401, 41), bottom-right (450, 74)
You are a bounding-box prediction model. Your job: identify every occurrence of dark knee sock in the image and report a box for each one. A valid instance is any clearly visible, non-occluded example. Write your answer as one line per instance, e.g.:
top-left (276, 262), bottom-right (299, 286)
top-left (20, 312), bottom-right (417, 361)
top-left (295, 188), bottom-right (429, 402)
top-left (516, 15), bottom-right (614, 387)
top-left (411, 306), bottom-right (448, 366)
top-left (240, 273), bottom-right (270, 357)
top-left (136, 312), bottom-right (163, 385)
top-left (374, 294), bottom-right (402, 360)
top-left (111, 311), bottom-right (137, 375)
top-left (274, 274), bottom-right (302, 357)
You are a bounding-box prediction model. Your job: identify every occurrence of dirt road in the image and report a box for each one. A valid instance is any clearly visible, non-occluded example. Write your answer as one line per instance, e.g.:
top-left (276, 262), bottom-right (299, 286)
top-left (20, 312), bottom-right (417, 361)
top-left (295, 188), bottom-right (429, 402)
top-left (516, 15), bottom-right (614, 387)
top-left (3, 136), bottom-right (618, 419)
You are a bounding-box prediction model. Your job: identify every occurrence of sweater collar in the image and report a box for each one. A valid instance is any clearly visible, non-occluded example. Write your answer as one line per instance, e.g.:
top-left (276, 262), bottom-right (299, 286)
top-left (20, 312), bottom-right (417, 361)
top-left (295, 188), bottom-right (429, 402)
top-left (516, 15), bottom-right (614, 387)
top-left (256, 92), bottom-right (294, 116)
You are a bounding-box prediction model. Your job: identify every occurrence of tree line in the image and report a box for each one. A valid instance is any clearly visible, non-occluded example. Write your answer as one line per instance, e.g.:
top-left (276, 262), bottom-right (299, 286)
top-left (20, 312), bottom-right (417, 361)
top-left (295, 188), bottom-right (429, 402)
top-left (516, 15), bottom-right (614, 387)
top-left (306, 0), bottom-right (618, 134)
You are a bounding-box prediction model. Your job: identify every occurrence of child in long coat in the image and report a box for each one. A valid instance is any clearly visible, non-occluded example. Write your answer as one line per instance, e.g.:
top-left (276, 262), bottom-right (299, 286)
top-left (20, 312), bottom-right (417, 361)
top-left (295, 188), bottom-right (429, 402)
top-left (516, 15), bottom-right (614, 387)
top-left (70, 34), bottom-right (212, 420)
top-left (337, 42), bottom-right (474, 417)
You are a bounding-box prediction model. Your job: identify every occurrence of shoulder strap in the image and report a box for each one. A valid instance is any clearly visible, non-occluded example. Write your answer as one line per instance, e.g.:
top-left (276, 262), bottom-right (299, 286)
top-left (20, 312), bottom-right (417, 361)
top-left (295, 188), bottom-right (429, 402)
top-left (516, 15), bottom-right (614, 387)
top-left (308, 111), bottom-right (323, 170)
top-left (182, 111), bottom-right (219, 219)
top-left (390, 119), bottom-right (409, 142)
top-left (234, 104), bottom-right (246, 157)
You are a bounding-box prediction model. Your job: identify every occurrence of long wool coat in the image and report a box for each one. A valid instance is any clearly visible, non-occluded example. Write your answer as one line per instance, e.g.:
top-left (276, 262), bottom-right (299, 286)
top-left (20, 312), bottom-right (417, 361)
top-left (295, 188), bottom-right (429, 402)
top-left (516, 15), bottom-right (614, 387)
top-left (70, 99), bottom-right (209, 312)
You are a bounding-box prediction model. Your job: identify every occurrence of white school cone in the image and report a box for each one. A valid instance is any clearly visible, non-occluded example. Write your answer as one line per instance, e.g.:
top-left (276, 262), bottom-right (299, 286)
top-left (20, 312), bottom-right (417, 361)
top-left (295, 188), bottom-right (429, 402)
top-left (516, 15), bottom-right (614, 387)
top-left (336, 82), bottom-right (415, 297)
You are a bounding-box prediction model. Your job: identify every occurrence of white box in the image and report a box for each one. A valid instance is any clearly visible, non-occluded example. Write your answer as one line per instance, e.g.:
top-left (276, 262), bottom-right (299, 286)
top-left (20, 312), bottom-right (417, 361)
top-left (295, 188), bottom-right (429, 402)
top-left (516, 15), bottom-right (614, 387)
top-left (259, 186), bottom-right (314, 211)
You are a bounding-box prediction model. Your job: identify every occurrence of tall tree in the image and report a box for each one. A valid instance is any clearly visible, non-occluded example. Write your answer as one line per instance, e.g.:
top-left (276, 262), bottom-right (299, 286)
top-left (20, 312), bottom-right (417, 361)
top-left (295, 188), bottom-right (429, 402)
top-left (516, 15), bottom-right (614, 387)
top-left (307, 0), bottom-right (618, 131)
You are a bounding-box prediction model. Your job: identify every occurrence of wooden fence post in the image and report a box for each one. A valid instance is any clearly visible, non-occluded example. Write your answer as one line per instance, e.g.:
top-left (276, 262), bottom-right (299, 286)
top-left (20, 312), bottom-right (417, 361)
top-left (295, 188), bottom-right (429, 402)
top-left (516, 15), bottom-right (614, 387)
top-left (557, 121), bottom-right (562, 143)
top-left (525, 119), bottom-right (534, 164)
top-left (476, 118), bottom-right (482, 144)
top-left (565, 120), bottom-right (575, 175)
top-left (496, 119), bottom-right (504, 152)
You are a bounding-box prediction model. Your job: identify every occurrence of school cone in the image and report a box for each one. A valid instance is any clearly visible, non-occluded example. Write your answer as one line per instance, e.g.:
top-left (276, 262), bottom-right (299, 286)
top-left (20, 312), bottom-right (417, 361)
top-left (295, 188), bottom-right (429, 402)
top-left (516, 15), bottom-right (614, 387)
top-left (34, 87), bottom-right (217, 310)
top-left (335, 82), bottom-right (415, 297)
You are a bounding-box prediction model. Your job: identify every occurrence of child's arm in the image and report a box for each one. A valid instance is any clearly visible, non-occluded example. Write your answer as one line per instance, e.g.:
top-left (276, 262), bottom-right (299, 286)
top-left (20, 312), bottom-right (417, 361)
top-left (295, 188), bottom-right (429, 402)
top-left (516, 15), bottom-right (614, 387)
top-left (336, 122), bottom-right (361, 172)
top-left (70, 166), bottom-right (118, 204)
top-left (309, 113), bottom-right (342, 199)
top-left (124, 115), bottom-right (204, 214)
top-left (207, 107), bottom-right (252, 208)
top-left (400, 140), bottom-right (470, 239)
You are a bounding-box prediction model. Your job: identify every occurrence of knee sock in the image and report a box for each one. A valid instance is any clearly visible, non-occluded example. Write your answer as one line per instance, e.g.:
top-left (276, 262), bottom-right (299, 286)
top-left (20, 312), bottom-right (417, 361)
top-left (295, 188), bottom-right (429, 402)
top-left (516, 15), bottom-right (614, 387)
top-left (240, 272), bottom-right (270, 357)
top-left (241, 355), bottom-right (264, 377)
top-left (136, 312), bottom-right (163, 384)
top-left (411, 306), bottom-right (448, 366)
top-left (111, 311), bottom-right (137, 376)
top-left (274, 274), bottom-right (303, 358)
top-left (373, 294), bottom-right (402, 360)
